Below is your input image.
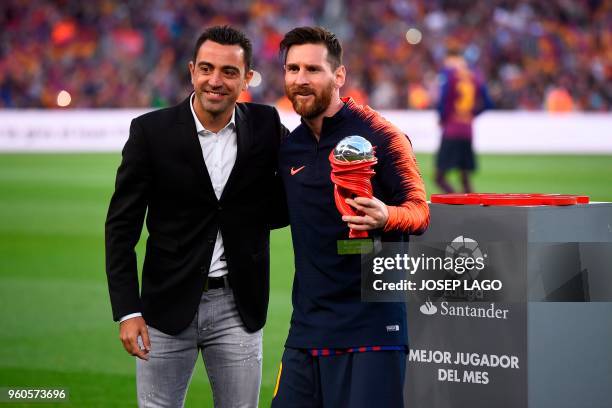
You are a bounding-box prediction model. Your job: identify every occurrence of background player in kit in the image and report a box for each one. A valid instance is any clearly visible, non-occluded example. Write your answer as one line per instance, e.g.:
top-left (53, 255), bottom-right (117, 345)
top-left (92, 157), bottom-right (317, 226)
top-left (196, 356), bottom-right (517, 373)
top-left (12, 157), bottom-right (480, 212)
top-left (435, 50), bottom-right (493, 193)
top-left (272, 26), bottom-right (430, 407)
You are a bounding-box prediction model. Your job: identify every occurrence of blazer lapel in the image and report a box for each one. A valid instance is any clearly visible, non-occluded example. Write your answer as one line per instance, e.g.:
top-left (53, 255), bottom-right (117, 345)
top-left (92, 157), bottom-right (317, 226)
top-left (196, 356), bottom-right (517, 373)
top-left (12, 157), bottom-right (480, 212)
top-left (177, 96), bottom-right (218, 201)
top-left (220, 103), bottom-right (250, 202)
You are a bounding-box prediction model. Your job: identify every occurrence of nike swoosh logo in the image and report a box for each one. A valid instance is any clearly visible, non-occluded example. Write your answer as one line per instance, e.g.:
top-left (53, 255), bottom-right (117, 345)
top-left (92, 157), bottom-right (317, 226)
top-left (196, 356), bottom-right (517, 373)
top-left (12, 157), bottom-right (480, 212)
top-left (290, 166), bottom-right (306, 176)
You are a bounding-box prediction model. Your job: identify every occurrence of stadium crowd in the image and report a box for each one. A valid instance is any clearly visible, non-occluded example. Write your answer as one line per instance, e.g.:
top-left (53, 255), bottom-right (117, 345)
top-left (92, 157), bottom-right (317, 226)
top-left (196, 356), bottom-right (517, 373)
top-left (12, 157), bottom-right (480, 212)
top-left (0, 0), bottom-right (609, 110)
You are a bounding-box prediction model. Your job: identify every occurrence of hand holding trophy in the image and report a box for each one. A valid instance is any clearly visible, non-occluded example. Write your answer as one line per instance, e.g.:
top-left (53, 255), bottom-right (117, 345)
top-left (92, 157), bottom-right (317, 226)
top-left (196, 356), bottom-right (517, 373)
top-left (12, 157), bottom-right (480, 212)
top-left (329, 135), bottom-right (378, 239)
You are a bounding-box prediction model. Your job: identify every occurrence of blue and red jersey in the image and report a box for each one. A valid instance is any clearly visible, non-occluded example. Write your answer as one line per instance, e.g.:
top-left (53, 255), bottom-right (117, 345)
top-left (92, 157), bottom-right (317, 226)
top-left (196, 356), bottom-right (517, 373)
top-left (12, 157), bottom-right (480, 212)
top-left (279, 98), bottom-right (429, 350)
top-left (437, 67), bottom-right (492, 140)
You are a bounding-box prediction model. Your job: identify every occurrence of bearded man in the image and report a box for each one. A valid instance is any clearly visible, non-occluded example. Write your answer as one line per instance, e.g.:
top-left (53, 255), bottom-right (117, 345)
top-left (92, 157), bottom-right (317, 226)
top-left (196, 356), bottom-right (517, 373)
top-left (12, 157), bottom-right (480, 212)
top-left (271, 26), bottom-right (430, 408)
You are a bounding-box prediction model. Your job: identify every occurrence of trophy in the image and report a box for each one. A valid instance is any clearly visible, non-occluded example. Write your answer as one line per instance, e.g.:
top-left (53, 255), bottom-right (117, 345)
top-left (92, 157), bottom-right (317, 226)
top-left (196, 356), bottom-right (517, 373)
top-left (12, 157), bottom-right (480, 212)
top-left (329, 135), bottom-right (378, 239)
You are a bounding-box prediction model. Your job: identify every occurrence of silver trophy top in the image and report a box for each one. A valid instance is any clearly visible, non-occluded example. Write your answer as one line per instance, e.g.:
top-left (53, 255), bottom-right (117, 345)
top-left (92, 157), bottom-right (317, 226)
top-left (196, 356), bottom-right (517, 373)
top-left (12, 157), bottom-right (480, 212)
top-left (333, 135), bottom-right (374, 162)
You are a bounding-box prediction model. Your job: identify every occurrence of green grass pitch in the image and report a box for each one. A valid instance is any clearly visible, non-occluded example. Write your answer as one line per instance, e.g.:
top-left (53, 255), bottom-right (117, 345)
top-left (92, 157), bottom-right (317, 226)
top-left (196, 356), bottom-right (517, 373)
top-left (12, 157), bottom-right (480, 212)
top-left (0, 153), bottom-right (610, 407)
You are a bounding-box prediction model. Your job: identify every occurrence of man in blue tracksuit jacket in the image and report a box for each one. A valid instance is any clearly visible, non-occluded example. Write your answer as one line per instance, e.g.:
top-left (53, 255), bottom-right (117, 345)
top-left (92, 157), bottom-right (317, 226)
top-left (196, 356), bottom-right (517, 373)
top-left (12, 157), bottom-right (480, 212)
top-left (272, 27), bottom-right (430, 408)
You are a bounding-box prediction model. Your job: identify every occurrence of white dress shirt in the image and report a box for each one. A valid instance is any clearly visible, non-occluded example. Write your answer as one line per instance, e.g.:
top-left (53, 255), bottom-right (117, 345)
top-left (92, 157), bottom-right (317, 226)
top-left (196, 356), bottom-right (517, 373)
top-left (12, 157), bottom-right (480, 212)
top-left (120, 94), bottom-right (237, 323)
top-left (189, 92), bottom-right (237, 278)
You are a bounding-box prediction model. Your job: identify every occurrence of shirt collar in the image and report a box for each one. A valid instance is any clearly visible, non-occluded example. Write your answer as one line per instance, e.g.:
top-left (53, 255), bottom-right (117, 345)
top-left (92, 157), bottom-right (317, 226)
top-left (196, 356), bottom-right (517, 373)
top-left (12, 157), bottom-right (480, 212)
top-left (299, 97), bottom-right (354, 136)
top-left (190, 92), bottom-right (236, 134)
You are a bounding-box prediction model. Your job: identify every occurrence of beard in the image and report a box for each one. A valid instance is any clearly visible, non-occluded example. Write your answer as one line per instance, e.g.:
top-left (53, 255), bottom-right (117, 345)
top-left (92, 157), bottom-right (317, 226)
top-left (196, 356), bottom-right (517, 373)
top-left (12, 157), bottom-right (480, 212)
top-left (285, 81), bottom-right (334, 119)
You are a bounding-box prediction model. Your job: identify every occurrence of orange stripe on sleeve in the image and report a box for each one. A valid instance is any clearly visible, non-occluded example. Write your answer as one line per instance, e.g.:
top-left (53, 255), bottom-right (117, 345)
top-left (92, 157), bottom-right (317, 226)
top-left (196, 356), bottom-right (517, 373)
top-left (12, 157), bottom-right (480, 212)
top-left (382, 131), bottom-right (430, 234)
top-left (348, 99), bottom-right (430, 234)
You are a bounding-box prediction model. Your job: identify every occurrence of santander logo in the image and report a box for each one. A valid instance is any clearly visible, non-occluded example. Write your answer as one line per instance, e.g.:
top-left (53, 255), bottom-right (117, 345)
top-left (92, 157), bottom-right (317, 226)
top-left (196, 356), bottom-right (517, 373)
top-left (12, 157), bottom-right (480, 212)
top-left (420, 299), bottom-right (438, 315)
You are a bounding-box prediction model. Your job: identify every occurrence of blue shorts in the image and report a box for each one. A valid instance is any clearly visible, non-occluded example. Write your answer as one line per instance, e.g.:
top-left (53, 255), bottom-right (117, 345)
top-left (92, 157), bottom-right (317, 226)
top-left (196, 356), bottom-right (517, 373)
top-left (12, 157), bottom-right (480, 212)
top-left (436, 138), bottom-right (476, 171)
top-left (271, 348), bottom-right (406, 408)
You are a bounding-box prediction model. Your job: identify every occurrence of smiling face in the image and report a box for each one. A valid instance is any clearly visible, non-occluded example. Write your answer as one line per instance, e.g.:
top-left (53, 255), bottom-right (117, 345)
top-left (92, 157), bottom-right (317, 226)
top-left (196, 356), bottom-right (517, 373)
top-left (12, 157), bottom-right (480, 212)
top-left (284, 43), bottom-right (345, 119)
top-left (189, 40), bottom-right (252, 122)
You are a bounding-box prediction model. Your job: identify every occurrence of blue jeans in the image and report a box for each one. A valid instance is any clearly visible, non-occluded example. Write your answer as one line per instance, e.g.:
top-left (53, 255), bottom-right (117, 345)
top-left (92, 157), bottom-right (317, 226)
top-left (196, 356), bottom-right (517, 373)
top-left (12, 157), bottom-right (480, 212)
top-left (137, 287), bottom-right (263, 407)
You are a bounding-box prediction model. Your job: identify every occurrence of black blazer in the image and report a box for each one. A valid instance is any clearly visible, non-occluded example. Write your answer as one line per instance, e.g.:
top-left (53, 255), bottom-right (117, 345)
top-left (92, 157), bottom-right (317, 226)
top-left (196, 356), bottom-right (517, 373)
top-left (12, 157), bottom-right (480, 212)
top-left (105, 97), bottom-right (288, 335)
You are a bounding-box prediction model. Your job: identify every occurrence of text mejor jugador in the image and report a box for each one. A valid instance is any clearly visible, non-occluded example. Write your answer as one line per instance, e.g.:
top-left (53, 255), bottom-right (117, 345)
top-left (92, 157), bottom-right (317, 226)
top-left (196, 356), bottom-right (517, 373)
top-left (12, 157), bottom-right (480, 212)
top-left (409, 349), bottom-right (520, 385)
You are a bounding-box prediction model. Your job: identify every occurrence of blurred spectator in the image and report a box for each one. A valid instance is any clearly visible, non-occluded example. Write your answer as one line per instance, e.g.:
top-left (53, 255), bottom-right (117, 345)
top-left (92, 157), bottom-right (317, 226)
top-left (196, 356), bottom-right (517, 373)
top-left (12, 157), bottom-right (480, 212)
top-left (545, 86), bottom-right (574, 112)
top-left (275, 95), bottom-right (294, 112)
top-left (0, 0), bottom-right (609, 110)
top-left (342, 78), bottom-right (369, 105)
top-left (408, 83), bottom-right (431, 109)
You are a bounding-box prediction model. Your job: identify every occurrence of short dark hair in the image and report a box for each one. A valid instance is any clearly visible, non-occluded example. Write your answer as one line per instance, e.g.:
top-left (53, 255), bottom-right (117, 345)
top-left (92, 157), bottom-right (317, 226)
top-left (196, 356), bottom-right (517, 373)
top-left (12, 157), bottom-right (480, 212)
top-left (193, 25), bottom-right (253, 71)
top-left (279, 26), bottom-right (343, 70)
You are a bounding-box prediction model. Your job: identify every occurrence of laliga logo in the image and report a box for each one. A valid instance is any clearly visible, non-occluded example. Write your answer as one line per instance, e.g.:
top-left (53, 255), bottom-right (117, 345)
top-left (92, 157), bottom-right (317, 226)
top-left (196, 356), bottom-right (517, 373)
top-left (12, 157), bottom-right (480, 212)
top-left (445, 235), bottom-right (486, 278)
top-left (419, 298), bottom-right (438, 315)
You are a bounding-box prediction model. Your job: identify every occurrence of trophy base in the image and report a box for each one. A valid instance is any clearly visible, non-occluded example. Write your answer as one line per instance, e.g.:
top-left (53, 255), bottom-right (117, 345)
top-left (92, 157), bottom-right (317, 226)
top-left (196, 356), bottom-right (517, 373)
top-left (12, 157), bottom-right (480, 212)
top-left (337, 239), bottom-right (373, 255)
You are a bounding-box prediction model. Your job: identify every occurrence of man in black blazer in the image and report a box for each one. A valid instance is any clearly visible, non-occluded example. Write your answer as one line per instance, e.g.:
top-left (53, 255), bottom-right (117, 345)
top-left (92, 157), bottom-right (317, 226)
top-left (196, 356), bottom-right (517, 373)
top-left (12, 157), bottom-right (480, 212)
top-left (105, 26), bottom-right (287, 407)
